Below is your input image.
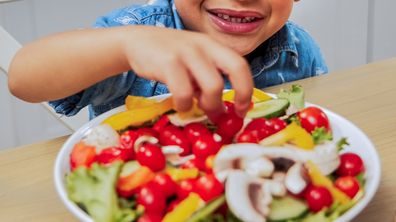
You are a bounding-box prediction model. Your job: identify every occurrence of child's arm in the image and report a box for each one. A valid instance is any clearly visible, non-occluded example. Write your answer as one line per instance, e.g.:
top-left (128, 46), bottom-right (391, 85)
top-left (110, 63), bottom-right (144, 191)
top-left (8, 26), bottom-right (253, 117)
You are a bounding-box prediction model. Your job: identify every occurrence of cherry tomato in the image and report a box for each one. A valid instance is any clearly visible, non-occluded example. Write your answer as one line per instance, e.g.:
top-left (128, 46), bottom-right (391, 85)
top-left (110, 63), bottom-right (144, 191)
top-left (137, 214), bottom-right (162, 222)
top-left (96, 147), bottom-right (129, 165)
top-left (181, 157), bottom-right (206, 171)
top-left (184, 122), bottom-right (211, 143)
top-left (195, 174), bottom-right (224, 202)
top-left (70, 142), bottom-right (96, 171)
top-left (151, 173), bottom-right (177, 197)
top-left (216, 112), bottom-right (243, 140)
top-left (159, 125), bottom-right (191, 156)
top-left (135, 143), bottom-right (166, 172)
top-left (223, 101), bottom-right (235, 113)
top-left (176, 179), bottom-right (196, 200)
top-left (336, 153), bottom-right (365, 176)
top-left (236, 130), bottom-right (260, 143)
top-left (137, 127), bottom-right (159, 139)
top-left (244, 118), bottom-right (286, 141)
top-left (334, 176), bottom-right (360, 198)
top-left (119, 130), bottom-right (139, 159)
top-left (305, 186), bottom-right (333, 212)
top-left (152, 115), bottom-right (170, 132)
top-left (297, 106), bottom-right (330, 133)
top-left (137, 184), bottom-right (166, 215)
top-left (192, 134), bottom-right (222, 160)
top-left (267, 118), bottom-right (287, 132)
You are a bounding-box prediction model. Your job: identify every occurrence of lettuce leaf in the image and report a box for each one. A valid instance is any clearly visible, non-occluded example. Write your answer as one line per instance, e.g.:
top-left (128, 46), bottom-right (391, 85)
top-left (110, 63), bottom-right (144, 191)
top-left (66, 162), bottom-right (136, 222)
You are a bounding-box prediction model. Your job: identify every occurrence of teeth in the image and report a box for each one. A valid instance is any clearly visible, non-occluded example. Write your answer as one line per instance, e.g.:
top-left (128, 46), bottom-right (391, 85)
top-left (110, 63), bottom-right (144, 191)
top-left (216, 13), bottom-right (256, 23)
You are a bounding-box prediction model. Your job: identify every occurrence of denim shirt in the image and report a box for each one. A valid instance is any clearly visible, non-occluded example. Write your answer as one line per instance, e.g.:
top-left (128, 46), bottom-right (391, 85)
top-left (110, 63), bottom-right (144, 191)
top-left (49, 0), bottom-right (328, 119)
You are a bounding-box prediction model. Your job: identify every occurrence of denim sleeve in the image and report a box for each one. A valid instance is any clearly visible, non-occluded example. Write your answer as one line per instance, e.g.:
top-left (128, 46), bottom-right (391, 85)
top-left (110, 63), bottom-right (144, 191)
top-left (48, 9), bottom-right (140, 117)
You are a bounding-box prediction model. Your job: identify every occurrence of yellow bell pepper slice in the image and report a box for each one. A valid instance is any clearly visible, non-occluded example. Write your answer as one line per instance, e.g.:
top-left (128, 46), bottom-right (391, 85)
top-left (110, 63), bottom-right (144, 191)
top-left (163, 193), bottom-right (205, 222)
top-left (125, 95), bottom-right (158, 110)
top-left (259, 122), bottom-right (314, 149)
top-left (102, 97), bottom-right (173, 131)
top-left (222, 88), bottom-right (272, 103)
top-left (306, 161), bottom-right (351, 204)
top-left (177, 99), bottom-right (205, 119)
top-left (166, 167), bottom-right (199, 181)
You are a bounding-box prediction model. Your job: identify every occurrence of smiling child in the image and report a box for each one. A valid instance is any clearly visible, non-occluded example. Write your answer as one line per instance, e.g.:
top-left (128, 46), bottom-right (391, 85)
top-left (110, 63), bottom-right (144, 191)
top-left (8, 0), bottom-right (327, 119)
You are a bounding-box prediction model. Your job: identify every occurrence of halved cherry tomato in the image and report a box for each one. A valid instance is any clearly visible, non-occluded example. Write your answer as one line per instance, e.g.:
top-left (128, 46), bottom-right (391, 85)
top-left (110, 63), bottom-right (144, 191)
top-left (136, 143), bottom-right (166, 172)
top-left (184, 122), bottom-right (211, 143)
top-left (297, 106), bottom-right (330, 133)
top-left (192, 134), bottom-right (222, 160)
top-left (176, 179), bottom-right (196, 200)
top-left (70, 142), bottom-right (96, 171)
top-left (151, 173), bottom-right (177, 197)
top-left (159, 125), bottom-right (191, 156)
top-left (334, 176), bottom-right (360, 198)
top-left (195, 174), bottom-right (224, 202)
top-left (137, 183), bottom-right (166, 215)
top-left (336, 153), bottom-right (365, 176)
top-left (305, 186), bottom-right (333, 212)
top-left (96, 147), bottom-right (129, 165)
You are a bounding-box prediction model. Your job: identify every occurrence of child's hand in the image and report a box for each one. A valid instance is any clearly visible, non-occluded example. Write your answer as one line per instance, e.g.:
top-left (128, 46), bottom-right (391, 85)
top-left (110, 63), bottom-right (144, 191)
top-left (123, 26), bottom-right (253, 118)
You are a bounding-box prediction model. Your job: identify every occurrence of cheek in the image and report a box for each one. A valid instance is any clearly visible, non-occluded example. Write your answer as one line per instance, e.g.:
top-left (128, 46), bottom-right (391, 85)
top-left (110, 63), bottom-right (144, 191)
top-left (174, 0), bottom-right (204, 31)
top-left (269, 0), bottom-right (293, 25)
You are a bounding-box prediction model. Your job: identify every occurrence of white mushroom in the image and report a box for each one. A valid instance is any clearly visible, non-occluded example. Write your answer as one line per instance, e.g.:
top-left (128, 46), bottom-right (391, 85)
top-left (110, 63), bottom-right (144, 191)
top-left (245, 157), bottom-right (275, 178)
top-left (226, 171), bottom-right (271, 222)
top-left (83, 124), bottom-right (120, 152)
top-left (161, 145), bottom-right (194, 165)
top-left (284, 163), bottom-right (309, 195)
top-left (264, 180), bottom-right (287, 197)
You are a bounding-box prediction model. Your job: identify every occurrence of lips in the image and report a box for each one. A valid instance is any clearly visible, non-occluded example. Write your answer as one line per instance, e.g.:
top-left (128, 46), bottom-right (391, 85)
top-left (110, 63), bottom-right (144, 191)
top-left (207, 8), bottom-right (264, 34)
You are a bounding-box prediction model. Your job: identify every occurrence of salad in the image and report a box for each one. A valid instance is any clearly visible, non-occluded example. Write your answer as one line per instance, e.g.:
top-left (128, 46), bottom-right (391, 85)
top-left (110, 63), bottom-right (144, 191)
top-left (66, 85), bottom-right (366, 222)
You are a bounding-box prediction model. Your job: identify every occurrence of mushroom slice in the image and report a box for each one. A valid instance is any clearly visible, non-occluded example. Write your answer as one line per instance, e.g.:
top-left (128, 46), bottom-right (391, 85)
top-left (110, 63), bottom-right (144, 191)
top-left (214, 143), bottom-right (340, 182)
top-left (161, 145), bottom-right (194, 165)
top-left (284, 163), bottom-right (308, 194)
top-left (83, 124), bottom-right (120, 152)
top-left (245, 157), bottom-right (275, 178)
top-left (226, 171), bottom-right (270, 222)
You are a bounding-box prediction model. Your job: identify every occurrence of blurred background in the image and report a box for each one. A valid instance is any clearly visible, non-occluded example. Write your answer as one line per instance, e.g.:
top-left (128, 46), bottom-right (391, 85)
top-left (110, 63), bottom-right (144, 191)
top-left (0, 0), bottom-right (395, 149)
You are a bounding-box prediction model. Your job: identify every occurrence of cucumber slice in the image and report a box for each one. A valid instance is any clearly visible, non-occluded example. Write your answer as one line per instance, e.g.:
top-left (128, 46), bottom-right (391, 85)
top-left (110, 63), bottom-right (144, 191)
top-left (186, 195), bottom-right (225, 222)
top-left (268, 196), bottom-right (308, 222)
top-left (247, 99), bottom-right (290, 119)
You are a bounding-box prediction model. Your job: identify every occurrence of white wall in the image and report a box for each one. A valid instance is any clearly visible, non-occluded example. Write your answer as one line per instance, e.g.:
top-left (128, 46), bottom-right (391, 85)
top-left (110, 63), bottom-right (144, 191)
top-left (1, 0), bottom-right (395, 149)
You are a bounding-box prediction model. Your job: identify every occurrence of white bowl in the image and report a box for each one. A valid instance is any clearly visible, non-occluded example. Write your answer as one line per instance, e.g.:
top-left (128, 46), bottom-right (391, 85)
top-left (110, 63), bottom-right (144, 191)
top-left (54, 98), bottom-right (381, 222)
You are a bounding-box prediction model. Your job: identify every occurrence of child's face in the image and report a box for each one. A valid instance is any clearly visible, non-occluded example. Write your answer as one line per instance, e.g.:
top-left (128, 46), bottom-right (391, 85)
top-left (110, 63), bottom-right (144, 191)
top-left (175, 0), bottom-right (294, 55)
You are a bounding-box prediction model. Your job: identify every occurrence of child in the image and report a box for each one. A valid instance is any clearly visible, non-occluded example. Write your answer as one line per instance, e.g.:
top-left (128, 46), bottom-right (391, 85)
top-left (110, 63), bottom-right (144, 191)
top-left (8, 0), bottom-right (327, 120)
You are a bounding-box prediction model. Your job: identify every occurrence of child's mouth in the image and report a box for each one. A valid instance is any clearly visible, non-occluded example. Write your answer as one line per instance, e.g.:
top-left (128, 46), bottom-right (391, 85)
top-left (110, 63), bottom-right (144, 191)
top-left (207, 9), bottom-right (264, 34)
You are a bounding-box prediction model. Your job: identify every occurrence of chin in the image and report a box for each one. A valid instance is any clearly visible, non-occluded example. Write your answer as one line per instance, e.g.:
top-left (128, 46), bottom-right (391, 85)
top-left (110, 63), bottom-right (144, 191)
top-left (226, 42), bottom-right (257, 56)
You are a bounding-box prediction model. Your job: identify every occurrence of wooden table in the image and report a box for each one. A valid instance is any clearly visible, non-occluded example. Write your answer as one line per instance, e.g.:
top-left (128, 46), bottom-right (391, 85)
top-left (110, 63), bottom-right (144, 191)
top-left (1, 58), bottom-right (396, 222)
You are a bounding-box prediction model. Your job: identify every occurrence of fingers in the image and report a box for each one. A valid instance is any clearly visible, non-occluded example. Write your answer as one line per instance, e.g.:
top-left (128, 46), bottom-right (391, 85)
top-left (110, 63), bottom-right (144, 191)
top-left (207, 44), bottom-right (253, 117)
top-left (182, 49), bottom-right (225, 119)
top-left (162, 59), bottom-right (194, 112)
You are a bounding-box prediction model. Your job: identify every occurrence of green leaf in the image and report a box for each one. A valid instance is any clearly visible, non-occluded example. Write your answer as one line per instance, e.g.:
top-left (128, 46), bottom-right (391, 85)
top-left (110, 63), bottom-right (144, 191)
top-left (355, 172), bottom-right (366, 187)
top-left (66, 162), bottom-right (136, 222)
top-left (312, 127), bottom-right (333, 144)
